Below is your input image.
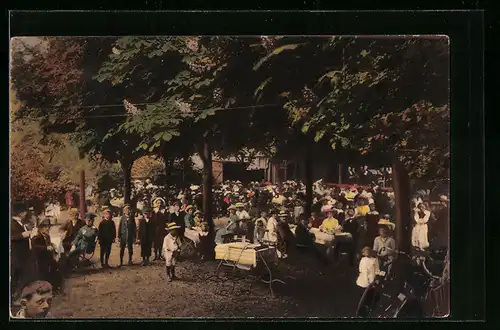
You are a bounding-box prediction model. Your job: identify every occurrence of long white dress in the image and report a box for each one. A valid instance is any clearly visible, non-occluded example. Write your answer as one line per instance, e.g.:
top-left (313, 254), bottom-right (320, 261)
top-left (264, 217), bottom-right (278, 242)
top-left (411, 209), bottom-right (430, 249)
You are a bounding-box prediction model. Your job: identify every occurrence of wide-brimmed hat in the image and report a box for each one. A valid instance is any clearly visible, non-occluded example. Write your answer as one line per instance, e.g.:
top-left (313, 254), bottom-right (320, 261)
top-left (190, 185), bottom-right (200, 191)
top-left (378, 219), bottom-right (395, 230)
top-left (194, 210), bottom-right (203, 216)
top-left (38, 219), bottom-right (52, 227)
top-left (235, 202), bottom-right (245, 208)
top-left (278, 210), bottom-right (288, 217)
top-left (185, 205), bottom-right (194, 212)
top-left (70, 208), bottom-right (79, 214)
top-left (12, 201), bottom-right (27, 214)
top-left (227, 205), bottom-right (236, 210)
top-left (152, 197), bottom-right (165, 206)
top-left (123, 204), bottom-right (132, 209)
top-left (439, 195), bottom-right (448, 202)
top-left (85, 213), bottom-right (97, 220)
top-left (166, 222), bottom-right (181, 231)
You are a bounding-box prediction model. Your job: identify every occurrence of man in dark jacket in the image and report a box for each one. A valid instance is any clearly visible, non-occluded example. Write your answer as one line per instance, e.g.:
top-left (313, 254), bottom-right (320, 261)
top-left (138, 206), bottom-right (155, 266)
top-left (11, 202), bottom-right (33, 294)
top-left (31, 219), bottom-right (63, 292)
top-left (338, 208), bottom-right (362, 266)
top-left (118, 204), bottom-right (136, 266)
top-left (98, 208), bottom-right (116, 268)
top-left (152, 198), bottom-right (167, 261)
top-left (60, 208), bottom-right (84, 253)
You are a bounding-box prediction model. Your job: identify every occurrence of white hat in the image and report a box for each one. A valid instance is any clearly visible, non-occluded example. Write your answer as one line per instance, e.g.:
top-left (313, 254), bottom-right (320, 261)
top-left (190, 185), bottom-right (200, 191)
top-left (440, 195), bottom-right (448, 202)
top-left (368, 198), bottom-right (375, 205)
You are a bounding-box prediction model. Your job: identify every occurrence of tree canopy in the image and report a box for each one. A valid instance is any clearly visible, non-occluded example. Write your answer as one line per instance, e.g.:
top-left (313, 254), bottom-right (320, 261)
top-left (11, 35), bottom-right (450, 195)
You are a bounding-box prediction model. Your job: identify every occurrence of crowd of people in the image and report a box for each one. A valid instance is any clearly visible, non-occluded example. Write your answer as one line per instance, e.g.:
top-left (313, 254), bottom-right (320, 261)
top-left (11, 177), bottom-right (449, 319)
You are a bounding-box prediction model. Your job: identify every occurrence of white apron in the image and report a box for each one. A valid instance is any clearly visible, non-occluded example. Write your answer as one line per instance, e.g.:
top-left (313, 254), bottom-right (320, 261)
top-left (411, 210), bottom-right (430, 249)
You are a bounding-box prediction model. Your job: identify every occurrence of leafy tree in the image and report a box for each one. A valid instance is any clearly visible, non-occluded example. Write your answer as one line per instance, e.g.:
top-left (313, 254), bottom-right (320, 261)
top-left (252, 36), bottom-right (449, 182)
top-left (11, 37), bottom-right (145, 204)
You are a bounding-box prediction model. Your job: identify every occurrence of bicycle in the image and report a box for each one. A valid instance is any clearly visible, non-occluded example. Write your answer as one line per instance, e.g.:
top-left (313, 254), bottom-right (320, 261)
top-left (356, 248), bottom-right (448, 318)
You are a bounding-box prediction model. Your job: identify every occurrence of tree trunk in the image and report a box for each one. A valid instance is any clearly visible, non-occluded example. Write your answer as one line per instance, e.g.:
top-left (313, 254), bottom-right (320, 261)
top-left (182, 155), bottom-right (191, 185)
top-left (392, 161), bottom-right (412, 253)
top-left (304, 148), bottom-right (313, 219)
top-left (201, 138), bottom-right (215, 260)
top-left (79, 171), bottom-right (86, 220)
top-left (338, 164), bottom-right (343, 184)
top-left (122, 160), bottom-right (133, 205)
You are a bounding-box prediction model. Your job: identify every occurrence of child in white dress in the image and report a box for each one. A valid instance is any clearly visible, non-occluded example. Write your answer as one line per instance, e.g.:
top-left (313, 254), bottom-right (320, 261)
top-left (356, 246), bottom-right (380, 289)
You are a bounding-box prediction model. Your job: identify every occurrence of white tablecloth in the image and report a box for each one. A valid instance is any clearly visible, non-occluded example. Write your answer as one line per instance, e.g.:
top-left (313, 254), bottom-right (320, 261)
top-left (215, 242), bottom-right (278, 268)
top-left (290, 226), bottom-right (352, 245)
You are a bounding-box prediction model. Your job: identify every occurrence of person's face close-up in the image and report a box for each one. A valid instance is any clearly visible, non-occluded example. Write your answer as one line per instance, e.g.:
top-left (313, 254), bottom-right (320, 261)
top-left (188, 209), bottom-right (193, 214)
top-left (104, 212), bottom-right (112, 220)
top-left (379, 228), bottom-right (387, 236)
top-left (369, 204), bottom-right (376, 211)
top-left (86, 219), bottom-right (94, 226)
top-left (23, 292), bottom-right (53, 318)
top-left (124, 207), bottom-right (130, 216)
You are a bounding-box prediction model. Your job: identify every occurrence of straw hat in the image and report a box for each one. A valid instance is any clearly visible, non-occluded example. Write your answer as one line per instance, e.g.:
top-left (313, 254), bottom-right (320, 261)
top-left (378, 219), bottom-right (396, 230)
top-left (439, 195), bottom-right (448, 202)
top-left (165, 222), bottom-right (181, 231)
top-left (185, 205), bottom-right (194, 212)
top-left (235, 202), bottom-right (245, 208)
top-left (152, 197), bottom-right (165, 206)
top-left (190, 185), bottom-right (200, 191)
top-left (194, 210), bottom-right (202, 216)
top-left (278, 210), bottom-right (288, 217)
top-left (70, 208), bottom-right (79, 214)
top-left (102, 207), bottom-right (112, 214)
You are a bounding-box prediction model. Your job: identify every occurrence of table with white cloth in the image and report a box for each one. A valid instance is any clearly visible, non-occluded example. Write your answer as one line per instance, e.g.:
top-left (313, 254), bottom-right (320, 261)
top-left (290, 225), bottom-right (352, 247)
top-left (214, 242), bottom-right (284, 296)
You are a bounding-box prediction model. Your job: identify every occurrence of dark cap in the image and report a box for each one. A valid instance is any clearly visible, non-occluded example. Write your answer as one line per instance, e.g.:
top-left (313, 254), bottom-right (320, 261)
top-left (85, 213), bottom-right (97, 220)
top-left (12, 201), bottom-right (27, 214)
top-left (141, 206), bottom-right (152, 214)
top-left (38, 219), bottom-right (52, 227)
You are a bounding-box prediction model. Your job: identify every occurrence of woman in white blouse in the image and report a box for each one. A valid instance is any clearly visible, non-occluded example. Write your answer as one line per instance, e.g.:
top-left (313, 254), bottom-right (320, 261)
top-left (411, 202), bottom-right (430, 250)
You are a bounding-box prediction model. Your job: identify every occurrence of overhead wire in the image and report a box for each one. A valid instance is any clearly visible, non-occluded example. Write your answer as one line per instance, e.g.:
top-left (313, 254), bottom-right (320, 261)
top-left (16, 103), bottom-right (283, 120)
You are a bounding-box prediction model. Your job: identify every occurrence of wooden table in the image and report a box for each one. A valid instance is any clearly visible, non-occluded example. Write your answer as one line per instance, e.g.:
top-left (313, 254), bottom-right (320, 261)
top-left (214, 242), bottom-right (283, 296)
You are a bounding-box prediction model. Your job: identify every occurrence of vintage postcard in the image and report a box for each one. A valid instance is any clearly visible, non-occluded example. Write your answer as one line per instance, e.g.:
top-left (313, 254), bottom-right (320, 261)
top-left (10, 35), bottom-right (449, 319)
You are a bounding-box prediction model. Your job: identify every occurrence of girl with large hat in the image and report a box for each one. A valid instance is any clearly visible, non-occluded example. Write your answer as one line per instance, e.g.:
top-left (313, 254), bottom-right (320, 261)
top-left (162, 222), bottom-right (182, 282)
top-left (373, 218), bottom-right (396, 271)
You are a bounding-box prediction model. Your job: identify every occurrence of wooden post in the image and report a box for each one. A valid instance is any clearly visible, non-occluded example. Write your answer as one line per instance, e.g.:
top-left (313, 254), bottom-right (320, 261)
top-left (392, 161), bottom-right (412, 253)
top-left (273, 163), bottom-right (281, 185)
top-left (338, 164), bottom-right (343, 184)
top-left (305, 148), bottom-right (313, 219)
top-left (202, 138), bottom-right (213, 234)
top-left (79, 170), bottom-right (86, 220)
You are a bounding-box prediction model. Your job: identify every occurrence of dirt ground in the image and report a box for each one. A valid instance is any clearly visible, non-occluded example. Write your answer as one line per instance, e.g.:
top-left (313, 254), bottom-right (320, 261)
top-left (49, 240), bottom-right (361, 318)
top-left (47, 211), bottom-right (361, 318)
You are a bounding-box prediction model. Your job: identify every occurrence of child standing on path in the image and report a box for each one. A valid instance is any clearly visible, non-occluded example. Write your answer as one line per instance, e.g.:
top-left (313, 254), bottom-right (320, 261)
top-left (163, 222), bottom-right (182, 282)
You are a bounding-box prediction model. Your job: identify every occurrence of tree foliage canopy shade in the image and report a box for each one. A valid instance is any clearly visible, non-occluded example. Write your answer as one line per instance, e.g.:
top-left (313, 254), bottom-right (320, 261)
top-left (11, 35), bottom-right (449, 187)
